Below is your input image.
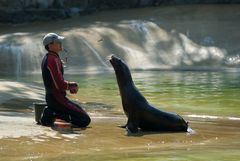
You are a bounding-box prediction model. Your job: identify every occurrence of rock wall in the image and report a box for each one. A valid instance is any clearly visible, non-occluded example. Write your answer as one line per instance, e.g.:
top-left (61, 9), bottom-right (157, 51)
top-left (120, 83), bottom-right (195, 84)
top-left (0, 0), bottom-right (240, 23)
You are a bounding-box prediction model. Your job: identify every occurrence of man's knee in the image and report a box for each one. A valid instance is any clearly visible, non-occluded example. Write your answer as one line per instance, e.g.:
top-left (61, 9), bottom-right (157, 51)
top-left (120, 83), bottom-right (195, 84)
top-left (71, 114), bottom-right (91, 127)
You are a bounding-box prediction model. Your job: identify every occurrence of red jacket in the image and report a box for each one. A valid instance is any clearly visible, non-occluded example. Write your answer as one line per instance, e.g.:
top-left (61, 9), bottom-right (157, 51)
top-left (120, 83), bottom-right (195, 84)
top-left (41, 51), bottom-right (69, 96)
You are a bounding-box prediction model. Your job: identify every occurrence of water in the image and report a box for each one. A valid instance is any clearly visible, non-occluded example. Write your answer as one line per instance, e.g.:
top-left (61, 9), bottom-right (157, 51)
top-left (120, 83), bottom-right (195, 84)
top-left (1, 71), bottom-right (239, 161)
top-left (65, 71), bottom-right (240, 117)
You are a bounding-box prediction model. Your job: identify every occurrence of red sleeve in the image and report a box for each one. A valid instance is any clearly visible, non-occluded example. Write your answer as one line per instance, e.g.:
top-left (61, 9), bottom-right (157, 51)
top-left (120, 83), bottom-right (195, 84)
top-left (47, 56), bottom-right (69, 91)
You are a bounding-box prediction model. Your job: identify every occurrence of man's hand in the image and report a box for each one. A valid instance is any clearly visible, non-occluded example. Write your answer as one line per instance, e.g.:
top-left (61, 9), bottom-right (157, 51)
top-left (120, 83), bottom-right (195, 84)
top-left (68, 82), bottom-right (78, 94)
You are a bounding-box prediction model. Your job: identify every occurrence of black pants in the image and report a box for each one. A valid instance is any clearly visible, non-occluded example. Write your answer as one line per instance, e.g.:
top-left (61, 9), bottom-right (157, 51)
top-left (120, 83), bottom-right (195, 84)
top-left (46, 94), bottom-right (91, 127)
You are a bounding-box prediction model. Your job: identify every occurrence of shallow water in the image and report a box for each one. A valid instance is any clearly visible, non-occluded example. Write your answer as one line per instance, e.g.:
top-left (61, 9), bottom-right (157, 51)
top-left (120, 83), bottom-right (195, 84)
top-left (67, 71), bottom-right (240, 117)
top-left (0, 71), bottom-right (240, 161)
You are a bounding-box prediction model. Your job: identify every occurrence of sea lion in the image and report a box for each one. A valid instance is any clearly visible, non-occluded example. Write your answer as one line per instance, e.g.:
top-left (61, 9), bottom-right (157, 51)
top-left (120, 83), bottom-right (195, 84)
top-left (109, 55), bottom-right (188, 134)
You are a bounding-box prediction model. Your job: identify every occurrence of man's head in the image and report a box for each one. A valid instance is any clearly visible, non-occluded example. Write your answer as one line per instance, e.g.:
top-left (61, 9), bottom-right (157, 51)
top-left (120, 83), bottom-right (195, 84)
top-left (43, 33), bottom-right (64, 53)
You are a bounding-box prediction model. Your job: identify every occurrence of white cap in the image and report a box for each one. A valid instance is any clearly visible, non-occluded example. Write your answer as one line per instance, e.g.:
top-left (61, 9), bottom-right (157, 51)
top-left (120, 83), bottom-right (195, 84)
top-left (42, 33), bottom-right (64, 46)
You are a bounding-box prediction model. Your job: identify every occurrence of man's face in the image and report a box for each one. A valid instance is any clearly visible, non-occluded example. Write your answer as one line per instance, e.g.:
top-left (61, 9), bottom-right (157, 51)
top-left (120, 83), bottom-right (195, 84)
top-left (48, 41), bottom-right (63, 53)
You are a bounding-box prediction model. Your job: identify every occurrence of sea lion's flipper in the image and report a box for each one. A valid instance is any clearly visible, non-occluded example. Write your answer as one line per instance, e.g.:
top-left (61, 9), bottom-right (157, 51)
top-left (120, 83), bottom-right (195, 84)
top-left (118, 124), bottom-right (127, 128)
top-left (126, 115), bottom-right (139, 133)
top-left (126, 123), bottom-right (139, 134)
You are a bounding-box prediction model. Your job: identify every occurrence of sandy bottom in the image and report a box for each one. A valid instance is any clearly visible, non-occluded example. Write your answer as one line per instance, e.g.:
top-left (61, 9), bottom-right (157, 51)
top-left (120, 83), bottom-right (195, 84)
top-left (0, 112), bottom-right (240, 161)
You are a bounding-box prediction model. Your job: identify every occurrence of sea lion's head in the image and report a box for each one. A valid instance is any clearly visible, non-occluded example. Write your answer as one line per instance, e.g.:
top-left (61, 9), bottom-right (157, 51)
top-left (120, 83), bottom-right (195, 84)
top-left (109, 55), bottom-right (133, 85)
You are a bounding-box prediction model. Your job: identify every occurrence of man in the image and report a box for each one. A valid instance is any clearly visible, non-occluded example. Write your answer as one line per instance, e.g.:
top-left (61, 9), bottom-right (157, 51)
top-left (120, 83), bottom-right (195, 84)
top-left (41, 33), bottom-right (91, 127)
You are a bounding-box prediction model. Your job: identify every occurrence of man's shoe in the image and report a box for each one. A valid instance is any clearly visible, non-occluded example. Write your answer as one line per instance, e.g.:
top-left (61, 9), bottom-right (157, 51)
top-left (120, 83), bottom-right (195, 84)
top-left (40, 108), bottom-right (55, 126)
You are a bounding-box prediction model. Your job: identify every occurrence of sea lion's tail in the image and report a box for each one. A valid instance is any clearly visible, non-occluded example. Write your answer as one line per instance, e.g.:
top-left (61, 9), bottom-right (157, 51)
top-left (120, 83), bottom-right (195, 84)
top-left (183, 120), bottom-right (189, 132)
top-left (180, 116), bottom-right (189, 132)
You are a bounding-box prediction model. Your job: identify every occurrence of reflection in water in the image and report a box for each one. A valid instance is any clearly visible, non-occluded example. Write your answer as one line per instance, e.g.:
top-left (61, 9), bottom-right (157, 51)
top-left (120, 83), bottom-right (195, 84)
top-left (0, 71), bottom-right (240, 161)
